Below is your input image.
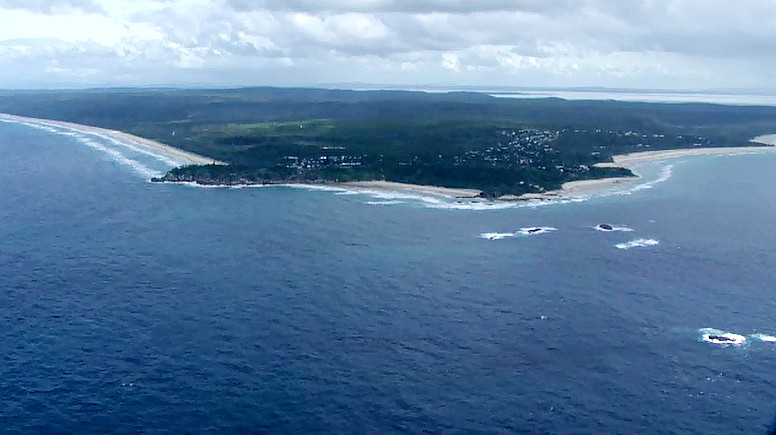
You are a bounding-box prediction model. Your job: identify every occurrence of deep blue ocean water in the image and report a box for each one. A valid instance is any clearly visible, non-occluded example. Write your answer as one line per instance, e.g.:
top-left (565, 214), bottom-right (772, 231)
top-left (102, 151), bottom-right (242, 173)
top-left (2, 119), bottom-right (776, 433)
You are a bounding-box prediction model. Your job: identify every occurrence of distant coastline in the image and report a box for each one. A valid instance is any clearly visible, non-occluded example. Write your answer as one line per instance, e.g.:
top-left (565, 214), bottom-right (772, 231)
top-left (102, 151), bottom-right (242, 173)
top-left (155, 145), bottom-right (776, 202)
top-left (2, 112), bottom-right (774, 202)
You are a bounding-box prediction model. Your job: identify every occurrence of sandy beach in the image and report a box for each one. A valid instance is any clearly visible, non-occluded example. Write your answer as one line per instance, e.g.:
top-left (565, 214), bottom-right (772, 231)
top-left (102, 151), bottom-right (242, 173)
top-left (0, 113), bottom-right (224, 166)
top-left (340, 181), bottom-right (481, 198)
top-left (338, 145), bottom-right (776, 201)
top-left (594, 146), bottom-right (776, 169)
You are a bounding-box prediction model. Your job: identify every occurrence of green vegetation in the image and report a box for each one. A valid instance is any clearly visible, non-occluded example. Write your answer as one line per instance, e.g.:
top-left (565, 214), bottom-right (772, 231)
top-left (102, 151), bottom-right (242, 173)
top-left (1, 88), bottom-right (775, 196)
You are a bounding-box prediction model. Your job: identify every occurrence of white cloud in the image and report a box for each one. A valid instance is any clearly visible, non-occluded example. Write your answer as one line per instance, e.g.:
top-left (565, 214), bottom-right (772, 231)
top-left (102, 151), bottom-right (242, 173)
top-left (441, 53), bottom-right (460, 72)
top-left (0, 0), bottom-right (105, 14)
top-left (0, 0), bottom-right (774, 89)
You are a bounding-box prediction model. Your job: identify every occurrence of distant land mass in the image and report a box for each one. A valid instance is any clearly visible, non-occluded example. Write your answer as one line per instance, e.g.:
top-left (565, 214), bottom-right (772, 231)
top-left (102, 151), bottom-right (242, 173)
top-left (1, 87), bottom-right (776, 197)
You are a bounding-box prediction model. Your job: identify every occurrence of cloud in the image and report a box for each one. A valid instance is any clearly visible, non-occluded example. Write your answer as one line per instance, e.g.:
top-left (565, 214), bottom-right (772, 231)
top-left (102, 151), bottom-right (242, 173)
top-left (0, 0), bottom-right (104, 14)
top-left (225, 0), bottom-right (576, 14)
top-left (0, 0), bottom-right (775, 89)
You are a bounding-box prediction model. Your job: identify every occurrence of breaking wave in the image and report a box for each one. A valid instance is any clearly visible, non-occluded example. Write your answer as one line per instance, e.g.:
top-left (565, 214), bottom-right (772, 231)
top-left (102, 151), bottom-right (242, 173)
top-left (480, 232), bottom-right (516, 240)
top-left (615, 238), bottom-right (660, 250)
top-left (294, 163), bottom-right (676, 211)
top-left (750, 333), bottom-right (776, 343)
top-left (1, 116), bottom-right (183, 179)
top-left (699, 328), bottom-right (746, 346)
top-left (594, 224), bottom-right (634, 232)
top-left (480, 227), bottom-right (557, 240)
top-left (518, 227), bottom-right (557, 235)
top-left (365, 200), bottom-right (407, 205)
top-left (74, 136), bottom-right (162, 178)
top-left (619, 164), bottom-right (674, 194)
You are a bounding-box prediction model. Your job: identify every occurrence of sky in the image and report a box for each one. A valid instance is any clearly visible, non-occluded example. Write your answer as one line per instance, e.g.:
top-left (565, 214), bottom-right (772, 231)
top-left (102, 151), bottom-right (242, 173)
top-left (1, 0), bottom-right (775, 90)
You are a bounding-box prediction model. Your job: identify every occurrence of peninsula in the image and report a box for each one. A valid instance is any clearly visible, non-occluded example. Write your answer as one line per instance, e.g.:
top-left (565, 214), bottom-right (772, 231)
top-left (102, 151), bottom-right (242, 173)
top-left (1, 88), bottom-right (776, 197)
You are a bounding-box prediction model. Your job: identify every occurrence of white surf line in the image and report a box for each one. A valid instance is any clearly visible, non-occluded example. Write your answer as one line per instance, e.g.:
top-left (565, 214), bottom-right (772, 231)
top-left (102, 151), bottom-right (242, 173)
top-left (594, 224), bottom-right (634, 232)
top-left (750, 333), bottom-right (776, 343)
top-left (615, 238), bottom-right (660, 250)
top-left (76, 135), bottom-right (161, 178)
top-left (1, 114), bottom-right (162, 178)
top-left (78, 130), bottom-right (182, 167)
top-left (0, 113), bottom-right (223, 167)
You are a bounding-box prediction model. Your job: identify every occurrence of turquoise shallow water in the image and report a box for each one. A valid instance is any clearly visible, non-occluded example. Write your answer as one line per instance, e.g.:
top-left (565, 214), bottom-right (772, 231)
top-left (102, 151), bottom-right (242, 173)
top-left (2, 120), bottom-right (776, 433)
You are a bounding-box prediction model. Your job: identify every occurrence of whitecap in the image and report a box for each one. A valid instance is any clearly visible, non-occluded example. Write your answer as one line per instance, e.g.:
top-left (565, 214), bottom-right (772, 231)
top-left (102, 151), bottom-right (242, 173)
top-left (750, 333), bottom-right (776, 343)
top-left (480, 232), bottom-right (516, 240)
top-left (615, 238), bottom-right (659, 250)
top-left (518, 227), bottom-right (557, 236)
top-left (594, 224), bottom-right (634, 232)
top-left (699, 328), bottom-right (746, 346)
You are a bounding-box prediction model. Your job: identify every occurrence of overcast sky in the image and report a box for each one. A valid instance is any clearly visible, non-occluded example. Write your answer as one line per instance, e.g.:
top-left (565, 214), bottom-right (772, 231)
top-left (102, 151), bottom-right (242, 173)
top-left (1, 0), bottom-right (775, 89)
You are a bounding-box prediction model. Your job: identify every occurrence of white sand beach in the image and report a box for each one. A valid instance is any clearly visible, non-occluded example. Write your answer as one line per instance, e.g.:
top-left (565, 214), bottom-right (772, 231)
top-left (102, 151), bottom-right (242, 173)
top-left (594, 146), bottom-right (776, 169)
top-left (339, 145), bottom-right (776, 201)
top-left (340, 180), bottom-right (481, 198)
top-left (547, 146), bottom-right (776, 199)
top-left (0, 113), bottom-right (224, 166)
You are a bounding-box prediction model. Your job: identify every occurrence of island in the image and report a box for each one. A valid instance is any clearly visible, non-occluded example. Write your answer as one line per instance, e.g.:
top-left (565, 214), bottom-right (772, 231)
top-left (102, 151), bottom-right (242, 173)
top-left (2, 87), bottom-right (776, 197)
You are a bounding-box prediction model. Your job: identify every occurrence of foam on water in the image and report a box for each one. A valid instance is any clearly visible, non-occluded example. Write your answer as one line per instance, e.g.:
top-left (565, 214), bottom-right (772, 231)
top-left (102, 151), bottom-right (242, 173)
top-left (615, 238), bottom-right (660, 250)
top-left (480, 227), bottom-right (557, 240)
top-left (750, 333), bottom-right (776, 343)
top-left (518, 227), bottom-right (557, 235)
top-left (609, 164), bottom-right (674, 197)
top-left (238, 160), bottom-right (675, 211)
top-left (595, 224), bottom-right (634, 232)
top-left (284, 184), bottom-right (350, 193)
top-left (304, 163), bottom-right (674, 211)
top-left (479, 232), bottom-right (516, 240)
top-left (699, 328), bottom-right (747, 346)
top-left (76, 137), bottom-right (162, 178)
top-left (376, 163), bottom-right (676, 210)
top-left (89, 132), bottom-right (182, 167)
top-left (365, 200), bottom-right (407, 205)
top-left (1, 116), bottom-right (177, 179)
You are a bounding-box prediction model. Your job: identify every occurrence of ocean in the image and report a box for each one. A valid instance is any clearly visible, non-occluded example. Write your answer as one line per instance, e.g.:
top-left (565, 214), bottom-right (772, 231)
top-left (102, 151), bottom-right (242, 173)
top-left (2, 118), bottom-right (776, 433)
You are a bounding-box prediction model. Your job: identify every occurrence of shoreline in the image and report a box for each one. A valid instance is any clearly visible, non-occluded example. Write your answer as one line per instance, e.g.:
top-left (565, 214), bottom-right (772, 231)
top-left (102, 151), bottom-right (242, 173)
top-left (338, 180), bottom-right (482, 198)
top-left (0, 112), bottom-right (224, 166)
top-left (154, 145), bottom-right (776, 201)
top-left (2, 112), bottom-right (774, 202)
top-left (546, 145), bottom-right (776, 200)
top-left (341, 145), bottom-right (776, 201)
